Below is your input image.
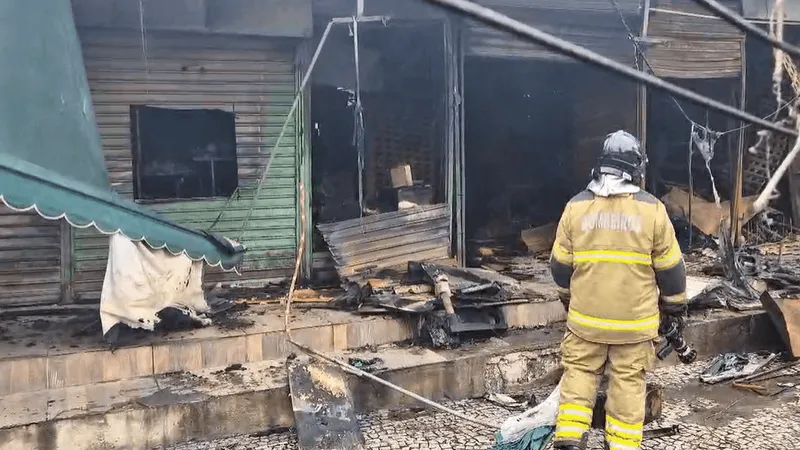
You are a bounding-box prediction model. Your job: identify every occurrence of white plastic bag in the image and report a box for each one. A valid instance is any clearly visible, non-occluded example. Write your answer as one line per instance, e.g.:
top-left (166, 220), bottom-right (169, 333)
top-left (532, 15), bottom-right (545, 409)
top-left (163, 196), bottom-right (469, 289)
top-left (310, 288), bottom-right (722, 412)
top-left (497, 384), bottom-right (561, 444)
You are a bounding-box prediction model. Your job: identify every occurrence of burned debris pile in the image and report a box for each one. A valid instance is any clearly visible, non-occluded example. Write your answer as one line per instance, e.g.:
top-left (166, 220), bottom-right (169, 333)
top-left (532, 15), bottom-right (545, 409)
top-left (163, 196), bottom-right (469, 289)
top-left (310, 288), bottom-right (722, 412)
top-left (314, 201), bottom-right (558, 348)
top-left (661, 179), bottom-right (800, 361)
top-left (696, 350), bottom-right (800, 397)
top-left (322, 258), bottom-right (545, 348)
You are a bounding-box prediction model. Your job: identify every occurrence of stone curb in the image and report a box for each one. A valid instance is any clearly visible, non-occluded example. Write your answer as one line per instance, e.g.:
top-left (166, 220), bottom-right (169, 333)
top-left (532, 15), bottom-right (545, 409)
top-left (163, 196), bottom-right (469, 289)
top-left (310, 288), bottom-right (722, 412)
top-left (0, 312), bottom-right (780, 450)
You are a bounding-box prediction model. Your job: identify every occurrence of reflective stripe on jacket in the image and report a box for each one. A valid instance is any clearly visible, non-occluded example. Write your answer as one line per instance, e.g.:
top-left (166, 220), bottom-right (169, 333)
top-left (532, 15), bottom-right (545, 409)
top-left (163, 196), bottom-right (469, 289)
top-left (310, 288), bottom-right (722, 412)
top-left (550, 190), bottom-right (687, 345)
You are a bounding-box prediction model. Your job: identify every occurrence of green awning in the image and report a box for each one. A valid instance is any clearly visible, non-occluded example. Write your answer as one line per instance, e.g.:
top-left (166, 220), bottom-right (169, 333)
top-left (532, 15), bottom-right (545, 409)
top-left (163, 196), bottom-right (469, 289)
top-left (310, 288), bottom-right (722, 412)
top-left (0, 0), bottom-right (245, 270)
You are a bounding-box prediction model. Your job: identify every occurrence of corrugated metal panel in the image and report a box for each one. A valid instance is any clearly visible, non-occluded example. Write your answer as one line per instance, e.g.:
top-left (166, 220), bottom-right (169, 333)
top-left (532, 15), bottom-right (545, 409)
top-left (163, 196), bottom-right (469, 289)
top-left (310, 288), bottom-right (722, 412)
top-left (317, 204), bottom-right (451, 279)
top-left (0, 208), bottom-right (62, 306)
top-left (646, 0), bottom-right (744, 79)
top-left (74, 30), bottom-right (299, 301)
top-left (464, 6), bottom-right (638, 63)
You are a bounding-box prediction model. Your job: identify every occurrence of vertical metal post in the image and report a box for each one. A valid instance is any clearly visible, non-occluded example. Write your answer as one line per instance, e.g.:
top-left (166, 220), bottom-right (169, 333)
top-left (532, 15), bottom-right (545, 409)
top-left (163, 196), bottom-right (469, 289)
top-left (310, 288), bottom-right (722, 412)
top-left (296, 40), bottom-right (314, 280)
top-left (730, 39), bottom-right (747, 244)
top-left (638, 0), bottom-right (651, 190)
top-left (443, 19), bottom-right (456, 258)
top-left (134, 108), bottom-right (144, 199)
top-left (352, 12), bottom-right (365, 217)
top-left (456, 23), bottom-right (466, 266)
top-left (60, 220), bottom-right (74, 304)
top-left (688, 125), bottom-right (694, 247)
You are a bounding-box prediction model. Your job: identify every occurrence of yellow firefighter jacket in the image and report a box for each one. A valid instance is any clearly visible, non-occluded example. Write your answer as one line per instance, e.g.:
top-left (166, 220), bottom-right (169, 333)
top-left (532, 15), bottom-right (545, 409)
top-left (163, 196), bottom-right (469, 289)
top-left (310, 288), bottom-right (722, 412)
top-left (550, 190), bottom-right (687, 345)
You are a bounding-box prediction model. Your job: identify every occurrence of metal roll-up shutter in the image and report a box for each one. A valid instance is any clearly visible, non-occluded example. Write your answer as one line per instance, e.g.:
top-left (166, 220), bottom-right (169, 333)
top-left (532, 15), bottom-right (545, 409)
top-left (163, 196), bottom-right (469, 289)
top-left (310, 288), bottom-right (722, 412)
top-left (0, 209), bottom-right (62, 306)
top-left (463, 1), bottom-right (641, 63)
top-left (74, 30), bottom-right (299, 301)
top-left (646, 0), bottom-right (745, 79)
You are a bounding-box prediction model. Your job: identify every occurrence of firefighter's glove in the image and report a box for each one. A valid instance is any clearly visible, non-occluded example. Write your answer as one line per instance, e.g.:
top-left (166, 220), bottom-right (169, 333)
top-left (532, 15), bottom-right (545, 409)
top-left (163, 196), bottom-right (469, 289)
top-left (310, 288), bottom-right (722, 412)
top-left (660, 310), bottom-right (686, 335)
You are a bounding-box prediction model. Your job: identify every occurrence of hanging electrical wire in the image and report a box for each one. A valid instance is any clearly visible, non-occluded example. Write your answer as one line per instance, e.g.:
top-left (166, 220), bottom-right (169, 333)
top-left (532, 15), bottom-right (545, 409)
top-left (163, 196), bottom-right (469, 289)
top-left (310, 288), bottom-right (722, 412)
top-left (424, 0), bottom-right (796, 137)
top-left (351, 18), bottom-right (366, 217)
top-left (205, 21), bottom-right (337, 233)
top-left (424, 0), bottom-right (800, 227)
top-left (609, 0), bottom-right (795, 138)
top-left (608, 0), bottom-right (696, 125)
top-left (610, 0), bottom-right (726, 201)
top-left (690, 124), bottom-right (722, 205)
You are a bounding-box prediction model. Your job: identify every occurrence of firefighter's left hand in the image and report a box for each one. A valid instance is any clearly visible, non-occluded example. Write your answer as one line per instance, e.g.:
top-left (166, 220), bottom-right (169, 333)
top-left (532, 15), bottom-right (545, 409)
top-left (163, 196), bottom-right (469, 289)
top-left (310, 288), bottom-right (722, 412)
top-left (661, 310), bottom-right (685, 334)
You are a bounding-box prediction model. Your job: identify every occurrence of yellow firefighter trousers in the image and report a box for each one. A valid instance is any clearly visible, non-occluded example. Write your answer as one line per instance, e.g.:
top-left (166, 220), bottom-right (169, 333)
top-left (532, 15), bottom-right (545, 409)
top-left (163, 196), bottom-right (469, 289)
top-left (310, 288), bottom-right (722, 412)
top-left (554, 331), bottom-right (655, 450)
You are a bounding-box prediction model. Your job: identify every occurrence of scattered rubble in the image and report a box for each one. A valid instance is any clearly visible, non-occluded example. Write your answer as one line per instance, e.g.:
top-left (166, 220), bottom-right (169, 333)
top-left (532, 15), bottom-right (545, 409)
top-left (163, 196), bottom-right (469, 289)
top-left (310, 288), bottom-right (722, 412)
top-left (347, 357), bottom-right (384, 373)
top-left (520, 223), bottom-right (556, 254)
top-left (700, 352), bottom-right (777, 384)
top-left (661, 186), bottom-right (758, 238)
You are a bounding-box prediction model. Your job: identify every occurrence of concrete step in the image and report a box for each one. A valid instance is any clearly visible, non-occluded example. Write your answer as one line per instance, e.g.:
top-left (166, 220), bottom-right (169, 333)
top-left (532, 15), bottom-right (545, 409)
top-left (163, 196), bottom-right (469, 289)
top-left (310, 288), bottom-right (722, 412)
top-left (0, 311), bottom-right (780, 450)
top-left (0, 301), bottom-right (566, 397)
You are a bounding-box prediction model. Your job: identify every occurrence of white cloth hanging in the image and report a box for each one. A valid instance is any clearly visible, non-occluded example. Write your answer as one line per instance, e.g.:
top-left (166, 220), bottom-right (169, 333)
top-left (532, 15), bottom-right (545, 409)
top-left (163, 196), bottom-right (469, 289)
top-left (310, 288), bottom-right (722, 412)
top-left (99, 233), bottom-right (210, 336)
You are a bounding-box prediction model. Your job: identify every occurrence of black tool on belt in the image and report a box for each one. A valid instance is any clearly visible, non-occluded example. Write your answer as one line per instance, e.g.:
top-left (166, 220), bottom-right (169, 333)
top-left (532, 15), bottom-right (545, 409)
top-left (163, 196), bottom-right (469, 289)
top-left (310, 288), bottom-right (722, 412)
top-left (656, 316), bottom-right (697, 364)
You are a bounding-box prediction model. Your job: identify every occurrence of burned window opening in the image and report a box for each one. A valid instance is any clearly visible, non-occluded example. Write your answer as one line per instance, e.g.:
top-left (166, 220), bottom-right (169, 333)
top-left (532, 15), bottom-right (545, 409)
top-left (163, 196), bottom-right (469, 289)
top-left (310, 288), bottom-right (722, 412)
top-left (131, 106), bottom-right (238, 201)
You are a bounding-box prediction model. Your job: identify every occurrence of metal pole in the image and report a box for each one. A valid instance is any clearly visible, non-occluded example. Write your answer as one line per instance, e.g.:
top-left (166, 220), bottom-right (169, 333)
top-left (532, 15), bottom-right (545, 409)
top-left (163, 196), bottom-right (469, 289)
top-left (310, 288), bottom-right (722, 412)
top-left (731, 41), bottom-right (747, 243)
top-left (688, 125), bottom-right (694, 247)
top-left (239, 21), bottom-right (335, 237)
top-left (638, 0), bottom-right (651, 189)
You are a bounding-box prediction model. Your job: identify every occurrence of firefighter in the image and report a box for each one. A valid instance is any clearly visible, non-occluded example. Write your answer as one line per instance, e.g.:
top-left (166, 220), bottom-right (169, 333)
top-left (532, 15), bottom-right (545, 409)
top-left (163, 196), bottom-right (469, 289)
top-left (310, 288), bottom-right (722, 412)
top-left (550, 130), bottom-right (688, 450)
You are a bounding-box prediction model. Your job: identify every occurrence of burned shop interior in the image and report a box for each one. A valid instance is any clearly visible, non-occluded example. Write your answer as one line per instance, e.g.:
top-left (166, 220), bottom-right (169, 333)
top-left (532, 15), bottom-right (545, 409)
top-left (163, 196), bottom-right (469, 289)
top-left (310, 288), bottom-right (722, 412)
top-left (310, 21), bottom-right (448, 253)
top-left (463, 57), bottom-right (637, 262)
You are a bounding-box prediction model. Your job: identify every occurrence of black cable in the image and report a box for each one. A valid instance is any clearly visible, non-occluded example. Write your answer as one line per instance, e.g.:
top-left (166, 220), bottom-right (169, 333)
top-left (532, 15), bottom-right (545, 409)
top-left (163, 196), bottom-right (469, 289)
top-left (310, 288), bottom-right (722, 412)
top-left (424, 0), bottom-right (797, 137)
top-left (610, 0), bottom-right (797, 136)
top-left (608, 0), bottom-right (695, 124)
top-left (692, 0), bottom-right (800, 61)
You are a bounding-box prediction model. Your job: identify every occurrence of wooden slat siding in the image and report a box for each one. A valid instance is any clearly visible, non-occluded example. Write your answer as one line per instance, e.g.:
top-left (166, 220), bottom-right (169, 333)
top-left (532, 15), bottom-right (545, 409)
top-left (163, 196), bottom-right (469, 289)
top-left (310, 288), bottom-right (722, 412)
top-left (646, 0), bottom-right (745, 79)
top-left (464, 6), bottom-right (638, 63)
top-left (73, 30), bottom-right (299, 302)
top-left (0, 207), bottom-right (62, 306)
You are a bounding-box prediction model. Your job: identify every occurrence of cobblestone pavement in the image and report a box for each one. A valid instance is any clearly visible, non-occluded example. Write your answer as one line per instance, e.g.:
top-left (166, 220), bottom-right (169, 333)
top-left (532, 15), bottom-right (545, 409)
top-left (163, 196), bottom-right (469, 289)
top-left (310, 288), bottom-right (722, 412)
top-left (167, 359), bottom-right (800, 450)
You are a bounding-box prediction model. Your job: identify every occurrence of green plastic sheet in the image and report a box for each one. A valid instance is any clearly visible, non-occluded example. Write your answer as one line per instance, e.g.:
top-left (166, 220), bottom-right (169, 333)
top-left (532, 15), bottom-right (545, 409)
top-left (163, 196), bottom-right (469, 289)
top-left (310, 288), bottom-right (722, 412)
top-left (0, 0), bottom-right (244, 270)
